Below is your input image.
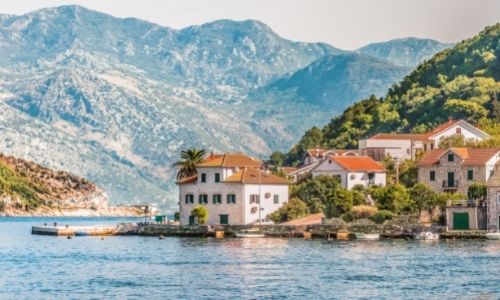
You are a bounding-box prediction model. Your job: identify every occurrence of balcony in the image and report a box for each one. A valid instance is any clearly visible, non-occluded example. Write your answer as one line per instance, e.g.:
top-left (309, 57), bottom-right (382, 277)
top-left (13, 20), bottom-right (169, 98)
top-left (442, 180), bottom-right (459, 189)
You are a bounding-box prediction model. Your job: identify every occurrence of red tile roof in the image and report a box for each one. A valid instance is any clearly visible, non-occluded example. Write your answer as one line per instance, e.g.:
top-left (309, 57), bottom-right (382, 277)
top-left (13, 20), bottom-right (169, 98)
top-left (417, 148), bottom-right (500, 167)
top-left (330, 156), bottom-right (385, 172)
top-left (196, 153), bottom-right (261, 168)
top-left (224, 167), bottom-right (290, 185)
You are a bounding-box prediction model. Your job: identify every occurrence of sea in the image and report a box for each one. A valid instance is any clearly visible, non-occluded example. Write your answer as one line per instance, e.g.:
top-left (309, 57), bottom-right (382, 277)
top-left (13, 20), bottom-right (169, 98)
top-left (0, 217), bottom-right (499, 299)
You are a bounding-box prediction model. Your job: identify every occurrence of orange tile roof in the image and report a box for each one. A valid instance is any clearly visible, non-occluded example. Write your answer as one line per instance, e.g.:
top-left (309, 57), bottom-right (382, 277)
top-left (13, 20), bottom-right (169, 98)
top-left (196, 153), bottom-right (262, 168)
top-left (417, 148), bottom-right (500, 167)
top-left (330, 149), bottom-right (361, 156)
top-left (281, 213), bottom-right (325, 225)
top-left (369, 133), bottom-right (429, 141)
top-left (329, 156), bottom-right (385, 172)
top-left (224, 168), bottom-right (290, 185)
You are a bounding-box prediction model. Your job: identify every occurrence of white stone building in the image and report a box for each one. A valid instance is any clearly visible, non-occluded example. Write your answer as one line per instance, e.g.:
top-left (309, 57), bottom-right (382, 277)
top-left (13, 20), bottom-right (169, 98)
top-left (358, 119), bottom-right (491, 161)
top-left (310, 156), bottom-right (386, 190)
top-left (177, 153), bottom-right (289, 225)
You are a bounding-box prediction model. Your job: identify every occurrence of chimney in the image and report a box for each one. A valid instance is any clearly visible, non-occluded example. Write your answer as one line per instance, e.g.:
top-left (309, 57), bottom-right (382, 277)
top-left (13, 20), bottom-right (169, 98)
top-left (448, 117), bottom-right (453, 124)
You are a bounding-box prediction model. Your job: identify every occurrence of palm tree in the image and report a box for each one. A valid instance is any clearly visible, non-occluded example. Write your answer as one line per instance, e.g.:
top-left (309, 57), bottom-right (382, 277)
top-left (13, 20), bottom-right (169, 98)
top-left (173, 149), bottom-right (206, 179)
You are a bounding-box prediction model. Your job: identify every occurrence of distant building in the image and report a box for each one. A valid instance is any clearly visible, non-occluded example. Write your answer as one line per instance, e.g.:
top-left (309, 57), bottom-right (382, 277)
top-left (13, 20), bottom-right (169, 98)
top-left (177, 153), bottom-right (289, 225)
top-left (310, 156), bottom-right (386, 190)
top-left (302, 147), bottom-right (360, 166)
top-left (358, 119), bottom-right (491, 161)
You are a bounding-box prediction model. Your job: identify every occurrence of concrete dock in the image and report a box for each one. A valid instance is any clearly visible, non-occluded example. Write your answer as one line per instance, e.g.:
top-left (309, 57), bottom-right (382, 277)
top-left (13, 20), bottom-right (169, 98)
top-left (32, 224), bottom-right (119, 236)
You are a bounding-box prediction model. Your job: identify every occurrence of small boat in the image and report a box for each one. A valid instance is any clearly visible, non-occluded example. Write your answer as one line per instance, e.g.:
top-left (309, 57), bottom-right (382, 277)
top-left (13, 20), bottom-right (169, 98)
top-left (354, 233), bottom-right (380, 240)
top-left (235, 228), bottom-right (265, 238)
top-left (414, 231), bottom-right (439, 241)
top-left (485, 232), bottom-right (500, 240)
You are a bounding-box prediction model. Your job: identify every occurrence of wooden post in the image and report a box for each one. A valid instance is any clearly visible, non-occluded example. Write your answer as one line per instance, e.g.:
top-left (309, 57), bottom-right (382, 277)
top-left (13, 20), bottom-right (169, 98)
top-left (337, 231), bottom-right (349, 240)
top-left (303, 232), bottom-right (312, 239)
top-left (215, 231), bottom-right (224, 239)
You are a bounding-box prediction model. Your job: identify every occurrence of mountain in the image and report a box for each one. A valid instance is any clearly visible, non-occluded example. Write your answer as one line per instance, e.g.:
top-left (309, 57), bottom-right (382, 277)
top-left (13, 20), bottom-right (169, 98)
top-left (263, 53), bottom-right (409, 109)
top-left (279, 23), bottom-right (500, 165)
top-left (0, 5), bottom-right (449, 211)
top-left (357, 38), bottom-right (452, 68)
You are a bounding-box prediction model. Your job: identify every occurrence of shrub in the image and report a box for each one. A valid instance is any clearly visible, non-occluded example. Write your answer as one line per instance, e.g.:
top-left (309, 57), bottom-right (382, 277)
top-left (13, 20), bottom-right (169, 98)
top-left (190, 206), bottom-right (208, 225)
top-left (370, 210), bottom-right (394, 224)
top-left (0, 200), bottom-right (5, 212)
top-left (324, 187), bottom-right (353, 218)
top-left (267, 198), bottom-right (308, 223)
top-left (351, 205), bottom-right (378, 219)
top-left (342, 211), bottom-right (354, 223)
top-left (352, 190), bottom-right (366, 206)
top-left (372, 184), bottom-right (411, 213)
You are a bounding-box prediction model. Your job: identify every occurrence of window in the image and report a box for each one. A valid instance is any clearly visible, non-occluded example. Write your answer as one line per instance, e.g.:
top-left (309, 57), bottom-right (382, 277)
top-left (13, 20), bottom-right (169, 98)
top-left (227, 194), bottom-right (236, 204)
top-left (201, 173), bottom-right (207, 183)
top-left (424, 144), bottom-right (427, 151)
top-left (214, 173), bottom-right (220, 183)
top-left (497, 193), bottom-right (500, 205)
top-left (456, 128), bottom-right (462, 134)
top-left (430, 143), bottom-right (434, 150)
top-left (185, 194), bottom-right (194, 204)
top-left (430, 171), bottom-right (436, 181)
top-left (467, 170), bottom-right (473, 181)
top-left (273, 195), bottom-right (279, 204)
top-left (198, 194), bottom-right (208, 204)
top-left (448, 154), bottom-right (454, 162)
top-left (250, 194), bottom-right (260, 204)
top-left (212, 194), bottom-right (221, 204)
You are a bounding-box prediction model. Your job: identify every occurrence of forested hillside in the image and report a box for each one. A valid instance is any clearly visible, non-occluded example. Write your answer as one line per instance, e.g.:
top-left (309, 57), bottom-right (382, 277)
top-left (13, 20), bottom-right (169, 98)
top-left (276, 23), bottom-right (500, 166)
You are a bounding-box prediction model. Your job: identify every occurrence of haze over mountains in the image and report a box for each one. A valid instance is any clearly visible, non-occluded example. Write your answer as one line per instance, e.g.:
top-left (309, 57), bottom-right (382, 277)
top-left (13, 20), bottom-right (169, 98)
top-left (0, 5), bottom-right (451, 210)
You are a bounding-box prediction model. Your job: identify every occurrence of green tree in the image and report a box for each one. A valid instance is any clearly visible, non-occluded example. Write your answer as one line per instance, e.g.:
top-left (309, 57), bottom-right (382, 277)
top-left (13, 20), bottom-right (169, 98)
top-left (409, 183), bottom-right (438, 214)
top-left (267, 198), bottom-right (308, 223)
top-left (268, 151), bottom-right (285, 167)
top-left (291, 175), bottom-right (340, 213)
top-left (190, 206), bottom-right (208, 225)
top-left (438, 134), bottom-right (466, 148)
top-left (399, 159), bottom-right (419, 188)
top-left (173, 149), bottom-right (206, 179)
top-left (324, 187), bottom-right (353, 218)
top-left (468, 183), bottom-right (487, 200)
top-left (372, 184), bottom-right (411, 213)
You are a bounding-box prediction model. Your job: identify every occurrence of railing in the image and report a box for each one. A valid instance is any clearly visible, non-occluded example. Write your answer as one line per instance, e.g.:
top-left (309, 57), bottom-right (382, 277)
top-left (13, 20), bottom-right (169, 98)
top-left (442, 180), bottom-right (459, 188)
top-left (447, 199), bottom-right (486, 207)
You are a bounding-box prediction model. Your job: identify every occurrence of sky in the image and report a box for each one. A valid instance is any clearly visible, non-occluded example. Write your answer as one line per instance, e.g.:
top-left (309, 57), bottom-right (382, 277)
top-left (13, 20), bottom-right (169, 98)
top-left (0, 0), bottom-right (499, 50)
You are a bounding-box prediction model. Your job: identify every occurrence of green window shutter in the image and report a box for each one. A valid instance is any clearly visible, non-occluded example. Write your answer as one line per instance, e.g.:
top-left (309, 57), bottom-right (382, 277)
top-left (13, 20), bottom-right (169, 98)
top-left (201, 173), bottom-right (206, 182)
top-left (467, 170), bottom-right (473, 180)
top-left (430, 171), bottom-right (435, 181)
top-left (448, 154), bottom-right (454, 162)
top-left (273, 195), bottom-right (279, 204)
top-left (215, 173), bottom-right (220, 182)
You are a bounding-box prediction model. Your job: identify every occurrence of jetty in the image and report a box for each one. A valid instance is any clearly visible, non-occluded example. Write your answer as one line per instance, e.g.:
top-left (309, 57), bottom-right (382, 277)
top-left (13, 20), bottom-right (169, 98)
top-left (32, 224), bottom-right (120, 236)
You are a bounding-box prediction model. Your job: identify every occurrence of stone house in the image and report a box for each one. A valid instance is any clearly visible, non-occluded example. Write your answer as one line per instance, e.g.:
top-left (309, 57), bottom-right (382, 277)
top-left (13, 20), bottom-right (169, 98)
top-left (358, 119), bottom-right (491, 161)
top-left (177, 153), bottom-right (289, 225)
top-left (486, 172), bottom-right (500, 231)
top-left (418, 147), bottom-right (500, 230)
top-left (310, 156), bottom-right (386, 190)
top-left (417, 147), bottom-right (500, 195)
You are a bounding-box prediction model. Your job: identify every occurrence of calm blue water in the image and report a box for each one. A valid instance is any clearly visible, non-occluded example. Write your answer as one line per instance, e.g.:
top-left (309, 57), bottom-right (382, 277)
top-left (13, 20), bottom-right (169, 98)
top-left (0, 218), bottom-right (499, 299)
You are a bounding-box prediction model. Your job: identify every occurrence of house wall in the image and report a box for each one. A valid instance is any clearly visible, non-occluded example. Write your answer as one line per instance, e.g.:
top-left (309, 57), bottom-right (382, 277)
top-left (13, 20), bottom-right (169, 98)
top-left (418, 150), bottom-right (500, 194)
top-left (311, 159), bottom-right (386, 190)
top-left (486, 187), bottom-right (500, 230)
top-left (242, 184), bottom-right (289, 224)
top-left (178, 181), bottom-right (245, 225)
top-left (359, 139), bottom-right (423, 161)
top-left (431, 123), bottom-right (488, 146)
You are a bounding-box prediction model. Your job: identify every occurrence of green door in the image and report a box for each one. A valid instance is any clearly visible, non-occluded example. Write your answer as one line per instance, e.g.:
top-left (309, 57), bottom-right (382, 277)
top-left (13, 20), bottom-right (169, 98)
top-left (453, 212), bottom-right (469, 230)
top-left (189, 215), bottom-right (196, 225)
top-left (220, 214), bottom-right (229, 225)
top-left (447, 172), bottom-right (455, 187)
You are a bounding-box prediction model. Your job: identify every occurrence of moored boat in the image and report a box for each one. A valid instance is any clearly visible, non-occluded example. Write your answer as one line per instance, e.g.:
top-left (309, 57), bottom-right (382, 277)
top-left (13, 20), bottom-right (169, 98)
top-left (485, 232), bottom-right (500, 240)
top-left (235, 228), bottom-right (265, 238)
top-left (414, 231), bottom-right (439, 241)
top-left (354, 233), bottom-right (380, 240)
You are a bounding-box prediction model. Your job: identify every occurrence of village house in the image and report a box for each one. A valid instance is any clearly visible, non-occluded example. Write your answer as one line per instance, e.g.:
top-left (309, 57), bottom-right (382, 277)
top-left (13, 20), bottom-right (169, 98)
top-left (417, 147), bottom-right (500, 230)
top-left (358, 119), bottom-right (491, 161)
top-left (288, 147), bottom-right (361, 183)
top-left (177, 153), bottom-right (289, 225)
top-left (310, 156), bottom-right (386, 190)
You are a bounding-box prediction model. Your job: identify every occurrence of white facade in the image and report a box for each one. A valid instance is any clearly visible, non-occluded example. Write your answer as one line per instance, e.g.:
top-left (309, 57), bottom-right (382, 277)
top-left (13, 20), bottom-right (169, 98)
top-left (311, 158), bottom-right (386, 190)
top-left (358, 138), bottom-right (424, 161)
top-left (178, 166), bottom-right (289, 225)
